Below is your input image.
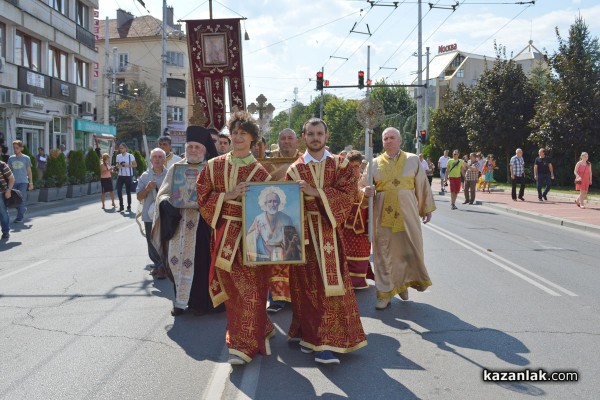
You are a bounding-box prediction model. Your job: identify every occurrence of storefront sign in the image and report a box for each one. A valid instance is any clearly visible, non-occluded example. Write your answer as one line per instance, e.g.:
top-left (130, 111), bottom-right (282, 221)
top-left (74, 119), bottom-right (116, 136)
top-left (26, 71), bottom-right (45, 88)
top-left (438, 43), bottom-right (458, 54)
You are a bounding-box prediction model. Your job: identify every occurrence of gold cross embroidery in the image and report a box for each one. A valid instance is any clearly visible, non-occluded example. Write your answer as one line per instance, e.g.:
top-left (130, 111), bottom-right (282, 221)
top-left (392, 178), bottom-right (401, 186)
top-left (223, 244), bottom-right (233, 258)
top-left (385, 205), bottom-right (394, 214)
top-left (323, 241), bottom-right (335, 255)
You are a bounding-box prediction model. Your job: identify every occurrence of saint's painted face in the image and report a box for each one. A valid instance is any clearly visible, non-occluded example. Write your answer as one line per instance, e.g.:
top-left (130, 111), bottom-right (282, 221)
top-left (264, 192), bottom-right (280, 215)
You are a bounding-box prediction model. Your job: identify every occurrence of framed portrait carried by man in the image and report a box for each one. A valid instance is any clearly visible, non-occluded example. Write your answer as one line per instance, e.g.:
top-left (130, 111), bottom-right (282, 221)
top-left (242, 182), bottom-right (305, 266)
top-left (202, 33), bottom-right (227, 66)
top-left (170, 163), bottom-right (205, 208)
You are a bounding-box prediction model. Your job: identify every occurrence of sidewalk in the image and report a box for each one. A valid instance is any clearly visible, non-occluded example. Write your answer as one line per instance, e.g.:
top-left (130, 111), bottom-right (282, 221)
top-left (434, 180), bottom-right (600, 235)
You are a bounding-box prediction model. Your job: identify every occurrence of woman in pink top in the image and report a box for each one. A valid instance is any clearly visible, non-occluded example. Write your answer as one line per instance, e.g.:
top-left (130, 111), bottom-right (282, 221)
top-left (100, 153), bottom-right (116, 209)
top-left (574, 152), bottom-right (592, 209)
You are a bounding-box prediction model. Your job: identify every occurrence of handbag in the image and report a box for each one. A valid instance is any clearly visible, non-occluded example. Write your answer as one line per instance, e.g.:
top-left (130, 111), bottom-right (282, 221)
top-left (4, 189), bottom-right (23, 208)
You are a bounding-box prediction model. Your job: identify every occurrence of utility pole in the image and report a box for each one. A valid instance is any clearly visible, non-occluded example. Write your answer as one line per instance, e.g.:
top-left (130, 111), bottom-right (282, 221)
top-left (160, 0), bottom-right (167, 135)
top-left (416, 0), bottom-right (423, 154)
top-left (424, 46), bottom-right (430, 141)
top-left (104, 17), bottom-right (110, 125)
top-left (365, 45), bottom-right (374, 242)
top-left (319, 67), bottom-right (324, 119)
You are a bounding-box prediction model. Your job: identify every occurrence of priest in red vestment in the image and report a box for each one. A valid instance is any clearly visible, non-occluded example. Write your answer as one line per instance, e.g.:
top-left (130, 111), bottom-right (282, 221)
top-left (286, 118), bottom-right (367, 365)
top-left (197, 111), bottom-right (273, 366)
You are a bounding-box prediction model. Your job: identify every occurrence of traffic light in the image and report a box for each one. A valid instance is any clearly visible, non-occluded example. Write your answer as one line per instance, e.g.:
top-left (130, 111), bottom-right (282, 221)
top-left (324, 80), bottom-right (330, 87)
top-left (316, 71), bottom-right (324, 90)
top-left (358, 70), bottom-right (365, 89)
top-left (420, 130), bottom-right (427, 144)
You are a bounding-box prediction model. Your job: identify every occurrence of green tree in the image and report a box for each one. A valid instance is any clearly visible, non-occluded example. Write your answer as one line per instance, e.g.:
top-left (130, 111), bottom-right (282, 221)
top-left (323, 97), bottom-right (361, 153)
top-left (370, 80), bottom-right (417, 154)
top-left (429, 84), bottom-right (471, 156)
top-left (67, 150), bottom-right (86, 184)
top-left (113, 81), bottom-right (161, 151)
top-left (132, 149), bottom-right (147, 176)
top-left (464, 48), bottom-right (537, 181)
top-left (530, 16), bottom-right (600, 185)
top-left (43, 151), bottom-right (67, 187)
top-left (85, 149), bottom-right (101, 181)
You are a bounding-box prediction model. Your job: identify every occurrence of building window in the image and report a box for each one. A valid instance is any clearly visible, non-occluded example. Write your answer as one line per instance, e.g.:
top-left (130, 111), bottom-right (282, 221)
top-left (166, 51), bottom-right (184, 67)
top-left (167, 79), bottom-right (186, 98)
top-left (456, 69), bottom-right (464, 78)
top-left (74, 58), bottom-right (89, 87)
top-left (119, 53), bottom-right (128, 72)
top-left (77, 1), bottom-right (90, 30)
top-left (451, 55), bottom-right (465, 69)
top-left (0, 22), bottom-right (5, 58)
top-left (50, 0), bottom-right (69, 16)
top-left (15, 31), bottom-right (41, 72)
top-left (168, 106), bottom-right (184, 122)
top-left (48, 46), bottom-right (68, 81)
top-left (52, 117), bottom-right (68, 151)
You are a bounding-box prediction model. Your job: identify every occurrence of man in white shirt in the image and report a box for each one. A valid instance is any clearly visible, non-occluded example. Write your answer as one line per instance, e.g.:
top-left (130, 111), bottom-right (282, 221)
top-left (115, 143), bottom-right (137, 212)
top-left (438, 150), bottom-right (450, 193)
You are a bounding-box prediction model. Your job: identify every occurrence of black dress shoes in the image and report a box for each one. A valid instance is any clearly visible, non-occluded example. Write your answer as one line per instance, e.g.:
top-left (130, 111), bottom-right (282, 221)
top-left (171, 307), bottom-right (185, 316)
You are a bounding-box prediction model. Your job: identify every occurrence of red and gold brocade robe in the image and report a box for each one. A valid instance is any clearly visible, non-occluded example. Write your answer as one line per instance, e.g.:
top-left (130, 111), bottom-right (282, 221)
top-left (286, 155), bottom-right (367, 353)
top-left (342, 191), bottom-right (373, 289)
top-left (197, 153), bottom-right (274, 362)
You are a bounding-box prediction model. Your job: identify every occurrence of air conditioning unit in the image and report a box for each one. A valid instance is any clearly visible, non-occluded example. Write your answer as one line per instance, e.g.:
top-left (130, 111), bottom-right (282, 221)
top-left (22, 92), bottom-right (33, 107)
top-left (81, 101), bottom-right (93, 115)
top-left (65, 104), bottom-right (79, 117)
top-left (0, 89), bottom-right (22, 106)
top-left (0, 57), bottom-right (5, 73)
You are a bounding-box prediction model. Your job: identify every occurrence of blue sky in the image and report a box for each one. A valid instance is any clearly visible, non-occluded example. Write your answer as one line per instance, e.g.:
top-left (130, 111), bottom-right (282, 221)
top-left (100, 0), bottom-right (600, 116)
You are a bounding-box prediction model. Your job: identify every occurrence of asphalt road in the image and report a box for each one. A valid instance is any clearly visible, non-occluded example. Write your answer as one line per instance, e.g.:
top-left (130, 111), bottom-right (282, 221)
top-left (0, 193), bottom-right (598, 399)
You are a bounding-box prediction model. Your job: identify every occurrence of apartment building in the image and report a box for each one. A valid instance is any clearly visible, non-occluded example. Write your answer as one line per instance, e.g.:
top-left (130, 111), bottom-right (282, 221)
top-left (97, 8), bottom-right (191, 153)
top-left (0, 0), bottom-right (104, 155)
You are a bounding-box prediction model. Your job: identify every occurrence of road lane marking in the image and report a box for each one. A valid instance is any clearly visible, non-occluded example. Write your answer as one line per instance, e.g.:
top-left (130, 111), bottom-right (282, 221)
top-left (0, 260), bottom-right (49, 282)
top-left (429, 224), bottom-right (577, 296)
top-left (203, 346), bottom-right (230, 400)
top-left (426, 224), bottom-right (569, 296)
top-left (114, 223), bottom-right (137, 233)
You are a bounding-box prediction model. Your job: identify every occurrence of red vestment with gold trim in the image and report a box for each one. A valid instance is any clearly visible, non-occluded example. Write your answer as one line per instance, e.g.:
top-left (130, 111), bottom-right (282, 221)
top-left (342, 191), bottom-right (373, 289)
top-left (286, 155), bottom-right (367, 353)
top-left (197, 154), bottom-right (274, 362)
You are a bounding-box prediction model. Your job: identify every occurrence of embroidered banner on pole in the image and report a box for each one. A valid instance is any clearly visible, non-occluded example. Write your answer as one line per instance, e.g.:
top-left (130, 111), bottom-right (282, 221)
top-left (186, 18), bottom-right (245, 131)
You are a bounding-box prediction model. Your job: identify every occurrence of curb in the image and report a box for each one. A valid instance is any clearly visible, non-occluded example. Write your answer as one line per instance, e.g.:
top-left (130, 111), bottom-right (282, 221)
top-left (480, 201), bottom-right (600, 236)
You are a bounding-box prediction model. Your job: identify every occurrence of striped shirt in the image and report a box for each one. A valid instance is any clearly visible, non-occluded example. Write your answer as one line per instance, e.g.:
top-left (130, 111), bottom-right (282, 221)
top-left (0, 161), bottom-right (13, 192)
top-left (510, 155), bottom-right (525, 177)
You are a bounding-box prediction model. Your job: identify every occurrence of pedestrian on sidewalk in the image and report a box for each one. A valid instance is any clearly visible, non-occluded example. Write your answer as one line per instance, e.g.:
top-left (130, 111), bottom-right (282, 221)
top-left (115, 143), bottom-right (137, 212)
top-left (481, 154), bottom-right (496, 193)
top-left (7, 140), bottom-right (33, 223)
top-left (510, 148), bottom-right (526, 201)
top-left (426, 157), bottom-right (435, 186)
top-left (0, 160), bottom-right (15, 239)
top-left (574, 152), bottom-right (593, 209)
top-left (463, 153), bottom-right (479, 205)
top-left (446, 150), bottom-right (463, 209)
top-left (36, 147), bottom-right (47, 181)
top-left (534, 148), bottom-right (554, 201)
top-left (438, 150), bottom-right (450, 192)
top-left (100, 153), bottom-right (116, 209)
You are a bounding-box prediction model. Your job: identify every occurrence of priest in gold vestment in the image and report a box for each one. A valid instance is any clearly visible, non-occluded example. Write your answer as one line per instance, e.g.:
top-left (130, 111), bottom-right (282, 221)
top-left (362, 127), bottom-right (436, 310)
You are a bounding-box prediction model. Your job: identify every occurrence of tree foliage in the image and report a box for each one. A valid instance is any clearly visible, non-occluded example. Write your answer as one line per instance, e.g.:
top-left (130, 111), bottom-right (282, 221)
top-left (113, 81), bottom-right (161, 151)
top-left (429, 84), bottom-right (470, 155)
top-left (85, 149), bottom-right (101, 181)
top-left (67, 150), bottom-right (87, 184)
top-left (529, 16), bottom-right (600, 183)
top-left (43, 150), bottom-right (67, 187)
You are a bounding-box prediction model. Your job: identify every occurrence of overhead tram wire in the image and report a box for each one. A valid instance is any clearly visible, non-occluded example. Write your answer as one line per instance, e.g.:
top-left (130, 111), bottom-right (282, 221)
top-left (247, 10), bottom-right (361, 55)
top-left (371, 0), bottom-right (442, 80)
top-left (469, 3), bottom-right (533, 53)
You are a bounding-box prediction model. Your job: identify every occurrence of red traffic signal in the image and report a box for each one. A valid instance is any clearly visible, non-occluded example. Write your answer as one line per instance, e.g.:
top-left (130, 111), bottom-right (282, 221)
top-left (324, 80), bottom-right (330, 87)
top-left (420, 130), bottom-right (427, 144)
top-left (316, 71), bottom-right (324, 90)
top-left (358, 70), bottom-right (365, 89)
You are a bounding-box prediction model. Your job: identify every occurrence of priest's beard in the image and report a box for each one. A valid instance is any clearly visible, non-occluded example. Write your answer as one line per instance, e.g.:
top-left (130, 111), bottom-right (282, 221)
top-left (186, 155), bottom-right (204, 164)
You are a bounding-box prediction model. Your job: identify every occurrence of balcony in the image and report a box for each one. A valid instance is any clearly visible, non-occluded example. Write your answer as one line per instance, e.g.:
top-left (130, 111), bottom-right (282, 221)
top-left (76, 25), bottom-right (96, 51)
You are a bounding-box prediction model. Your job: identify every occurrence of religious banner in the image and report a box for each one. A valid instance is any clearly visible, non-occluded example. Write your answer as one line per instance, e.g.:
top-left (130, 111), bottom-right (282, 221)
top-left (186, 18), bottom-right (245, 131)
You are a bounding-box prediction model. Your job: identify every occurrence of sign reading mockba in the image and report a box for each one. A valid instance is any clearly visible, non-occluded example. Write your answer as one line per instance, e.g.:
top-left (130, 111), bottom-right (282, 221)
top-left (438, 43), bottom-right (458, 54)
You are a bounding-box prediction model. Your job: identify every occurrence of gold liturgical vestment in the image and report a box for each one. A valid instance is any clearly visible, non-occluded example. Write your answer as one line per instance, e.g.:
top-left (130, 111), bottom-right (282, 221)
top-left (363, 151), bottom-right (436, 299)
